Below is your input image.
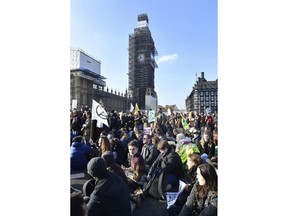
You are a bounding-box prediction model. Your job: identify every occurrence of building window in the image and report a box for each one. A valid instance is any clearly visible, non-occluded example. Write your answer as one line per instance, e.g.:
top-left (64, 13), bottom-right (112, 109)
top-left (206, 97), bottom-right (209, 101)
top-left (200, 102), bottom-right (203, 107)
top-left (206, 91), bottom-right (209, 96)
top-left (211, 97), bottom-right (214, 101)
top-left (211, 91), bottom-right (214, 96)
top-left (200, 92), bottom-right (203, 96)
top-left (200, 97), bottom-right (203, 101)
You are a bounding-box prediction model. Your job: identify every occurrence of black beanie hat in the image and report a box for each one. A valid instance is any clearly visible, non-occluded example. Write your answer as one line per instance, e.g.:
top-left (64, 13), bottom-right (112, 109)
top-left (87, 157), bottom-right (107, 179)
top-left (101, 151), bottom-right (115, 167)
top-left (72, 136), bottom-right (82, 143)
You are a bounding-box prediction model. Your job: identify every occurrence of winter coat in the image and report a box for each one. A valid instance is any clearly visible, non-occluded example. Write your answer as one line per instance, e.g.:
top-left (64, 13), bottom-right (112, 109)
top-left (141, 143), bottom-right (159, 167)
top-left (70, 141), bottom-right (93, 170)
top-left (87, 172), bottom-right (131, 216)
top-left (149, 146), bottom-right (184, 180)
top-left (178, 184), bottom-right (217, 216)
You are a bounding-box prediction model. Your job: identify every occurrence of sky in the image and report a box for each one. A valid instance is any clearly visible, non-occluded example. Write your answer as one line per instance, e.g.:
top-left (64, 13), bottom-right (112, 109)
top-left (70, 0), bottom-right (217, 110)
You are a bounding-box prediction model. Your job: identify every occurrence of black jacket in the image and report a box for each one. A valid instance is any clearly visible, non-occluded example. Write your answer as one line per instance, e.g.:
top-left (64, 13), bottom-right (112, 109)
top-left (141, 143), bottom-right (159, 167)
top-left (87, 172), bottom-right (131, 216)
top-left (149, 146), bottom-right (184, 180)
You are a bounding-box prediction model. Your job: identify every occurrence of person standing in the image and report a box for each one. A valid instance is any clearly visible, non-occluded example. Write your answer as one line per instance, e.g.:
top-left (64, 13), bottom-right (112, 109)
top-left (81, 111), bottom-right (92, 146)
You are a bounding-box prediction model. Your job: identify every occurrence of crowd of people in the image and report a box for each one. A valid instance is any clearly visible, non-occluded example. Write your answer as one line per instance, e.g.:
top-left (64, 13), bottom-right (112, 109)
top-left (70, 106), bottom-right (218, 216)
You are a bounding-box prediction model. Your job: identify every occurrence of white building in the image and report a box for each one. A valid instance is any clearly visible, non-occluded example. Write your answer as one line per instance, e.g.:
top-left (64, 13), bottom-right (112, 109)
top-left (70, 48), bottom-right (101, 75)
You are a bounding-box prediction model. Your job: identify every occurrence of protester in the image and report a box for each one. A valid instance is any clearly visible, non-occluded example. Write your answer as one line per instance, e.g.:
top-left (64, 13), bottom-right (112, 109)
top-left (70, 136), bottom-right (93, 171)
top-left (71, 109), bottom-right (84, 141)
top-left (197, 130), bottom-right (215, 158)
top-left (134, 110), bottom-right (144, 131)
top-left (97, 132), bottom-right (113, 156)
top-left (86, 157), bottom-right (131, 216)
top-left (122, 140), bottom-right (146, 194)
top-left (167, 153), bottom-right (202, 216)
top-left (101, 150), bottom-right (129, 188)
top-left (178, 163), bottom-right (218, 216)
top-left (140, 134), bottom-right (158, 172)
top-left (144, 140), bottom-right (184, 200)
top-left (81, 110), bottom-right (92, 146)
top-left (71, 191), bottom-right (88, 216)
top-left (70, 108), bottom-right (219, 215)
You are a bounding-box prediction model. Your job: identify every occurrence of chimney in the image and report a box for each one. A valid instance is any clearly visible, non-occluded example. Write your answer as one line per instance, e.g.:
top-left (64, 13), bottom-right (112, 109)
top-left (201, 72), bottom-right (204, 79)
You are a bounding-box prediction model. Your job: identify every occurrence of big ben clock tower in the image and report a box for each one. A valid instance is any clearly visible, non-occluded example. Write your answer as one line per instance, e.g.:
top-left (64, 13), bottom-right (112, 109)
top-left (128, 13), bottom-right (158, 111)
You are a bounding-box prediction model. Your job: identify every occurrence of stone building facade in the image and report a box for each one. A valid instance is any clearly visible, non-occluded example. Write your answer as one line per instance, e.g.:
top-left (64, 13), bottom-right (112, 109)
top-left (185, 72), bottom-right (218, 114)
top-left (70, 48), bottom-right (129, 112)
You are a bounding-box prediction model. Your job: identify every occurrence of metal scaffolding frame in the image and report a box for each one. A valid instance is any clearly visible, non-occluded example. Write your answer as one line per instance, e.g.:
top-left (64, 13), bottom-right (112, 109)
top-left (128, 14), bottom-right (158, 109)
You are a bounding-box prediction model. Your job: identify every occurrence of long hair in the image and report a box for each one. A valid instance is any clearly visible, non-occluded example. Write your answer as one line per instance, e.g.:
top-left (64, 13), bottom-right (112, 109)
top-left (99, 135), bottom-right (113, 155)
top-left (132, 157), bottom-right (146, 182)
top-left (199, 130), bottom-right (213, 149)
top-left (187, 153), bottom-right (202, 172)
top-left (196, 163), bottom-right (218, 201)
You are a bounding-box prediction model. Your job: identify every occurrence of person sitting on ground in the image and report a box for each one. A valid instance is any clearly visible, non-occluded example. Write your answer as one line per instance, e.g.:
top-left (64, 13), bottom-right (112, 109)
top-left (175, 133), bottom-right (200, 170)
top-left (97, 132), bottom-right (113, 156)
top-left (107, 133), bottom-right (126, 166)
top-left (122, 140), bottom-right (146, 194)
top-left (198, 130), bottom-right (215, 158)
top-left (151, 136), bottom-right (161, 155)
top-left (167, 153), bottom-right (202, 216)
top-left (141, 134), bottom-right (158, 172)
top-left (144, 140), bottom-right (184, 200)
top-left (101, 150), bottom-right (129, 188)
top-left (70, 136), bottom-right (93, 171)
top-left (86, 157), bottom-right (131, 216)
top-left (82, 151), bottom-right (130, 204)
top-left (178, 163), bottom-right (218, 216)
top-left (71, 191), bottom-right (88, 216)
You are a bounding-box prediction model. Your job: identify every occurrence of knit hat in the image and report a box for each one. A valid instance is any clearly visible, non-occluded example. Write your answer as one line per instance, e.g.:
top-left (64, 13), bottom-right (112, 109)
top-left (201, 153), bottom-right (213, 165)
top-left (87, 157), bottom-right (107, 179)
top-left (201, 153), bottom-right (209, 162)
top-left (72, 136), bottom-right (82, 143)
top-left (101, 151), bottom-right (115, 167)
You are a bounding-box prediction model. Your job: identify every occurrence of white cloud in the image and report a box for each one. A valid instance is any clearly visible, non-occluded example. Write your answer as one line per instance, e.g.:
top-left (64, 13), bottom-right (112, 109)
top-left (156, 53), bottom-right (178, 64)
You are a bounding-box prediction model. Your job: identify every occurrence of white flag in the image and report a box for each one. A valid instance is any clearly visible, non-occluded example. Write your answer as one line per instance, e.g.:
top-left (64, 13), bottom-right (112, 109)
top-left (167, 108), bottom-right (172, 116)
top-left (91, 100), bottom-right (109, 128)
top-left (130, 103), bottom-right (134, 112)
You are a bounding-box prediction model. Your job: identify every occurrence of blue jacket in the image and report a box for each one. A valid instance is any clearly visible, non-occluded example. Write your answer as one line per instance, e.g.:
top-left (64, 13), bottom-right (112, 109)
top-left (70, 141), bottom-right (93, 170)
